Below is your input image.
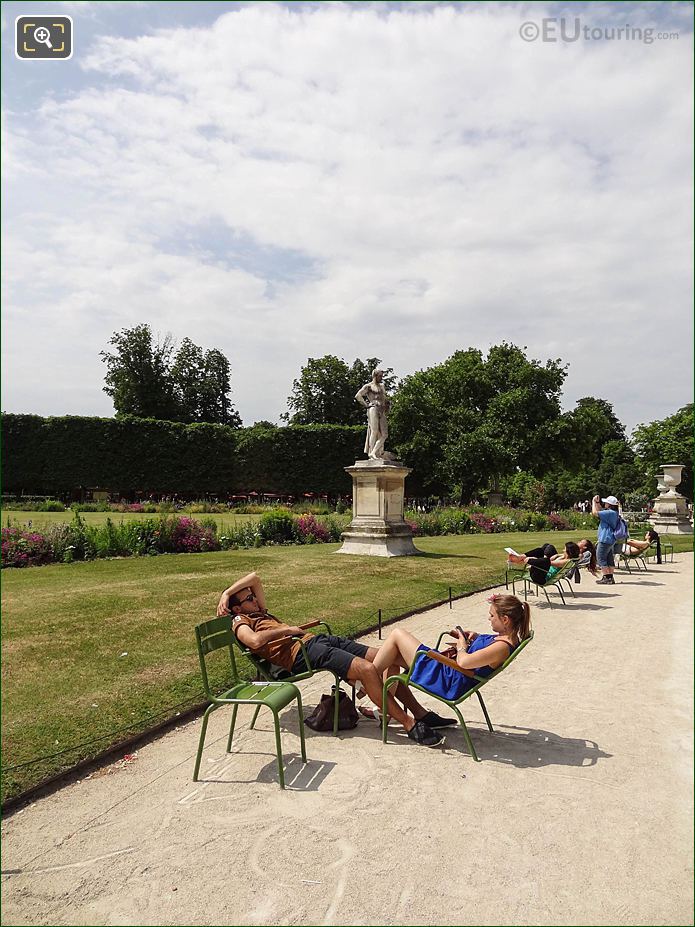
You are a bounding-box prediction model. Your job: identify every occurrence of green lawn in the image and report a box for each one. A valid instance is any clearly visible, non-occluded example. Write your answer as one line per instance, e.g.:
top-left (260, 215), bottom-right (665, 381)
top-left (2, 510), bottom-right (260, 530)
top-left (2, 532), bottom-right (692, 802)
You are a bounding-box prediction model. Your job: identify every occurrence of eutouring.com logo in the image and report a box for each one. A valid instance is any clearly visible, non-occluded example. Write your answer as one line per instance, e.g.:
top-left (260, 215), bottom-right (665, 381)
top-left (519, 18), bottom-right (680, 45)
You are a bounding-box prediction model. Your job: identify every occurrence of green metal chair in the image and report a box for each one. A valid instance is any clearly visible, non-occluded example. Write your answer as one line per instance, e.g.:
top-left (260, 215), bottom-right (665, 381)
top-left (194, 616), bottom-right (307, 789)
top-left (381, 631), bottom-right (534, 761)
top-left (512, 559), bottom-right (578, 607)
top-left (231, 619), bottom-right (344, 735)
top-left (504, 562), bottom-right (526, 590)
top-left (615, 544), bottom-right (650, 573)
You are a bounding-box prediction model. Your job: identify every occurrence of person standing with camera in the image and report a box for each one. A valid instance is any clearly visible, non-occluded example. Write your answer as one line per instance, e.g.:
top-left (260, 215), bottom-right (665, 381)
top-left (591, 494), bottom-right (622, 585)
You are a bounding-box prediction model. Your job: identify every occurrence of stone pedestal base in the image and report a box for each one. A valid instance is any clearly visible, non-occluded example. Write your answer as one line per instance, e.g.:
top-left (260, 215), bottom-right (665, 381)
top-left (337, 459), bottom-right (421, 557)
top-left (649, 493), bottom-right (693, 535)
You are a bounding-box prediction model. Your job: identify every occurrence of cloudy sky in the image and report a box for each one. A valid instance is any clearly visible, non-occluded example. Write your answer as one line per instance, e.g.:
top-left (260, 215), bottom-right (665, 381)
top-left (2, 1), bottom-right (693, 433)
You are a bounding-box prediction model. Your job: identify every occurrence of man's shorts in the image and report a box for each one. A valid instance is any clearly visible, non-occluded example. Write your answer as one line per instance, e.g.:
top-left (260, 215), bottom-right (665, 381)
top-left (596, 541), bottom-right (615, 568)
top-left (292, 634), bottom-right (369, 681)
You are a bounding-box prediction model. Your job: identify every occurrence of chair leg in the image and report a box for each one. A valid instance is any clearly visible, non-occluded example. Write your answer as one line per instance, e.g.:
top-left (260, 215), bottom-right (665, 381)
top-left (453, 706), bottom-right (480, 762)
top-left (193, 703), bottom-right (215, 781)
top-left (476, 691), bottom-right (494, 733)
top-left (226, 704), bottom-right (239, 753)
top-left (566, 579), bottom-right (575, 597)
top-left (295, 691), bottom-right (307, 763)
top-left (272, 710), bottom-right (286, 790)
top-left (332, 674), bottom-right (341, 736)
top-left (544, 587), bottom-right (552, 608)
top-left (249, 703), bottom-right (262, 730)
top-left (382, 678), bottom-right (393, 743)
top-left (557, 585), bottom-right (566, 606)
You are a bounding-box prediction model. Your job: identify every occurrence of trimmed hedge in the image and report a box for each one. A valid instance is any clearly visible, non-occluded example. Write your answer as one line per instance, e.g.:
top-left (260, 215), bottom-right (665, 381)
top-left (1, 414), bottom-right (364, 497)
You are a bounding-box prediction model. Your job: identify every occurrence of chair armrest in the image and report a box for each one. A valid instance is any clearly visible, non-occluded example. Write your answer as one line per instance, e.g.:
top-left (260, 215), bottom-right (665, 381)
top-left (424, 650), bottom-right (478, 678)
top-left (298, 619), bottom-right (332, 634)
top-left (435, 630), bottom-right (455, 649)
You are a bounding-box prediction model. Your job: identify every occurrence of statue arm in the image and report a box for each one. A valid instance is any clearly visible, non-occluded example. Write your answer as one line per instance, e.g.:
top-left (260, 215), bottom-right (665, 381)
top-left (355, 383), bottom-right (371, 408)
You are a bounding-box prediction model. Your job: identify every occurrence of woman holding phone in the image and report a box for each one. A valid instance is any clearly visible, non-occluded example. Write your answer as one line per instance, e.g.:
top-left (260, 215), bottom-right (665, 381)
top-left (358, 593), bottom-right (531, 712)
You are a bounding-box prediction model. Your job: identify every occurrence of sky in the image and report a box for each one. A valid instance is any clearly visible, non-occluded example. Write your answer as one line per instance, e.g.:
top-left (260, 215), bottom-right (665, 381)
top-left (2, 0), bottom-right (693, 434)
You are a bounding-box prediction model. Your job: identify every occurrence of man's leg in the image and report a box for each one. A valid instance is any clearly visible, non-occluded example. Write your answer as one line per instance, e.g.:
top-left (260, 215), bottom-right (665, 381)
top-left (346, 658), bottom-right (417, 732)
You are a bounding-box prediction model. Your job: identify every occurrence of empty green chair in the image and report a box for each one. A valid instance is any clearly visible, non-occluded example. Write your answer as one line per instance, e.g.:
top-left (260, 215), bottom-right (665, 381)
top-left (194, 616), bottom-right (307, 789)
top-left (381, 631), bottom-right (534, 761)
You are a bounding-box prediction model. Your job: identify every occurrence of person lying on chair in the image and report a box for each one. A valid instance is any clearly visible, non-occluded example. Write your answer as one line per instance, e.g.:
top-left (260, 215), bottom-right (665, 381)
top-left (506, 542), bottom-right (579, 585)
top-left (217, 571), bottom-right (448, 747)
top-left (617, 528), bottom-right (662, 563)
top-left (357, 593), bottom-right (531, 709)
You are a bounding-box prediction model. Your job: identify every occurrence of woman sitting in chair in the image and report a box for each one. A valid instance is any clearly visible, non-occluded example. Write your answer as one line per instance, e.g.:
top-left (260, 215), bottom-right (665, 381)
top-left (359, 594), bottom-right (531, 716)
top-left (618, 528), bottom-right (662, 563)
top-left (506, 541), bottom-right (580, 585)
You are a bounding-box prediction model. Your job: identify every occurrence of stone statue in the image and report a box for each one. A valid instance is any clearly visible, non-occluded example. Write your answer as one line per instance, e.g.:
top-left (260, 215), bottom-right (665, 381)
top-left (355, 368), bottom-right (390, 460)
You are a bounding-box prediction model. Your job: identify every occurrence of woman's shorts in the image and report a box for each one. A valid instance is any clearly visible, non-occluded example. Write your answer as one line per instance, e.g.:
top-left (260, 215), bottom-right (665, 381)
top-left (596, 541), bottom-right (615, 568)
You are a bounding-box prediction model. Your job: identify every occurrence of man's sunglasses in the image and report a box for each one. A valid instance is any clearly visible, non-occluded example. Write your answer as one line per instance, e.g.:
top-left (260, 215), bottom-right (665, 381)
top-left (237, 592), bottom-right (256, 604)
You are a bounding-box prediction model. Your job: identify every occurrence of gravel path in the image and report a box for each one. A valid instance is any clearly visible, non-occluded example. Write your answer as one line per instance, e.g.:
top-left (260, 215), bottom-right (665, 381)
top-left (2, 554), bottom-right (693, 926)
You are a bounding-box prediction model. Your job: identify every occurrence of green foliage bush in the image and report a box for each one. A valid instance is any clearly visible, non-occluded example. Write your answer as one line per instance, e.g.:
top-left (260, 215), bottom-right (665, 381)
top-left (258, 509), bottom-right (298, 544)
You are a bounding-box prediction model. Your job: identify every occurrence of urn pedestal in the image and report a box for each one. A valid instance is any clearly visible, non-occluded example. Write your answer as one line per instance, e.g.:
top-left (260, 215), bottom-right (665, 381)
top-left (649, 463), bottom-right (692, 535)
top-left (337, 459), bottom-right (421, 557)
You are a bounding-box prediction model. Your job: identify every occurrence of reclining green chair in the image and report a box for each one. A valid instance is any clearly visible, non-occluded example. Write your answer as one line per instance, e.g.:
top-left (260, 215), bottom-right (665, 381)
top-left (615, 543), bottom-right (650, 573)
top-left (512, 559), bottom-right (578, 607)
top-left (194, 616), bottom-right (307, 789)
top-left (381, 631), bottom-right (534, 761)
top-left (231, 619), bottom-right (345, 735)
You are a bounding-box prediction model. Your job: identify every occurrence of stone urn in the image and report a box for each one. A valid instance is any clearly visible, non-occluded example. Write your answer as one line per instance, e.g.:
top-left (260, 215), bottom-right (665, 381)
top-left (661, 464), bottom-right (684, 496)
top-left (650, 463), bottom-right (692, 535)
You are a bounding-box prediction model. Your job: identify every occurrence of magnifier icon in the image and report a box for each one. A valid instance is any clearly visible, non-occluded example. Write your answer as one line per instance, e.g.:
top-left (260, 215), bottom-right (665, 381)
top-left (34, 26), bottom-right (53, 49)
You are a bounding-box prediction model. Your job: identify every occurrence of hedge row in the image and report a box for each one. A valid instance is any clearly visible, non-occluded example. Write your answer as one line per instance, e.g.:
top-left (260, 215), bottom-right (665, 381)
top-left (1, 414), bottom-right (365, 497)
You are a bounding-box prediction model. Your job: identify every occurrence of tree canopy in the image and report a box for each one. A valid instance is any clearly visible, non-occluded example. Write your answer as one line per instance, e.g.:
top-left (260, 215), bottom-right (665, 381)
top-left (284, 355), bottom-right (397, 425)
top-left (633, 403), bottom-right (693, 501)
top-left (389, 344), bottom-right (569, 503)
top-left (101, 325), bottom-right (241, 426)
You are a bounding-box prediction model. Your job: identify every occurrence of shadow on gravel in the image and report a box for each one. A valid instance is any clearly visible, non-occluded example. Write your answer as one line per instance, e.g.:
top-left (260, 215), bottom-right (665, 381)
top-left (445, 724), bottom-right (612, 769)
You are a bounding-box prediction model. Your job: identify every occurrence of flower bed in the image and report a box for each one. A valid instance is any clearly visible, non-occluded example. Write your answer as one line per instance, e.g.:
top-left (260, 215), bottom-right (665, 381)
top-left (1, 505), bottom-right (600, 568)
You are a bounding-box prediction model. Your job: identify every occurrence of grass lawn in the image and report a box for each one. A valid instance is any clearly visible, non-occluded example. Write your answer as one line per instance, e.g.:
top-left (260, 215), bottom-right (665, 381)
top-left (2, 510), bottom-right (260, 530)
top-left (2, 531), bottom-right (692, 802)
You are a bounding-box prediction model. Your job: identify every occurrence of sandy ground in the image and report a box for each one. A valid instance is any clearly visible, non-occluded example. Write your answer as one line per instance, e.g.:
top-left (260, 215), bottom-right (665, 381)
top-left (2, 554), bottom-right (693, 927)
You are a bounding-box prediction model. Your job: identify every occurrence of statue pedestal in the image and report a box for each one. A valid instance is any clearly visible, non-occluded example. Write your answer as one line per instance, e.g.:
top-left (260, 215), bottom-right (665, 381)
top-left (649, 493), bottom-right (693, 535)
top-left (337, 459), bottom-right (421, 557)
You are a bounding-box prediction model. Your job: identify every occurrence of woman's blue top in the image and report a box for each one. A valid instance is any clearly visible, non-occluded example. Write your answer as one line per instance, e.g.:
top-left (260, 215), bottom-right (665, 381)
top-left (409, 633), bottom-right (514, 701)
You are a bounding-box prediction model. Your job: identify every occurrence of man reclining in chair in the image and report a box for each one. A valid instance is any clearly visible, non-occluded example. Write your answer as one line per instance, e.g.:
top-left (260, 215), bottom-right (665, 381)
top-left (217, 571), bottom-right (451, 747)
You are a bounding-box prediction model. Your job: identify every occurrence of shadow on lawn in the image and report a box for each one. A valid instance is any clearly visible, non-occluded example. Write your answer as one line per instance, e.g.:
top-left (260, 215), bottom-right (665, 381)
top-left (415, 551), bottom-right (483, 560)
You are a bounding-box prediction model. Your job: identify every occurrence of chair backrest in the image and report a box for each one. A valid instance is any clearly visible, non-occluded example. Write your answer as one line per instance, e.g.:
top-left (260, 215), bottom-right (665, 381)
top-left (194, 615), bottom-right (240, 697)
top-left (548, 559), bottom-right (578, 583)
top-left (485, 629), bottom-right (534, 683)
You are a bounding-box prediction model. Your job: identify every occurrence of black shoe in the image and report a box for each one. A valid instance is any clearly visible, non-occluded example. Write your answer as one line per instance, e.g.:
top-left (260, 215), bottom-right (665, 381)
top-left (420, 711), bottom-right (458, 729)
top-left (596, 576), bottom-right (615, 585)
top-left (407, 720), bottom-right (445, 747)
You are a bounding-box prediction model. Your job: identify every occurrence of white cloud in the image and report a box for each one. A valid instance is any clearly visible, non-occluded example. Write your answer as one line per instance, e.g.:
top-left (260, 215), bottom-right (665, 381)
top-left (2, 1), bottom-right (693, 430)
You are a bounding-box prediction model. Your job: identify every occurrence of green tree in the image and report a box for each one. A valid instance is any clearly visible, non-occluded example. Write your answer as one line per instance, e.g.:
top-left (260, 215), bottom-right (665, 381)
top-left (101, 324), bottom-right (177, 420)
top-left (170, 337), bottom-right (204, 422)
top-left (389, 344), bottom-right (568, 503)
top-left (564, 397), bottom-right (626, 469)
top-left (199, 349), bottom-right (241, 427)
top-left (284, 355), bottom-right (397, 425)
top-left (632, 404), bottom-right (694, 500)
top-left (102, 326), bottom-right (241, 426)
